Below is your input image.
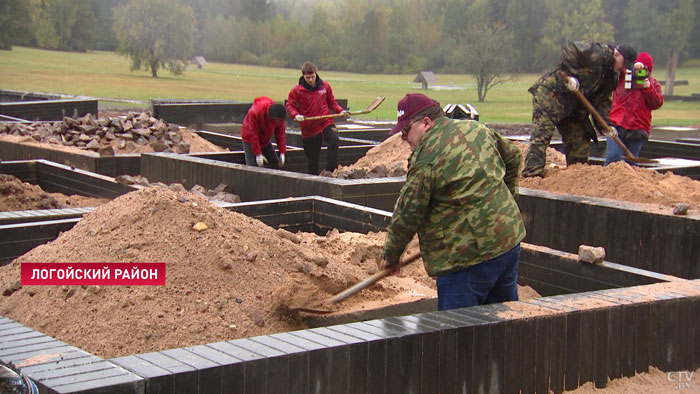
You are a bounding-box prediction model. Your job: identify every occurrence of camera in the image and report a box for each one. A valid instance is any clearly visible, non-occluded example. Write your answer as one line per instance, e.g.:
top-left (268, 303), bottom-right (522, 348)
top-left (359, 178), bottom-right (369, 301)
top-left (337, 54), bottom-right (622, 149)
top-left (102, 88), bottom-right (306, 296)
top-left (624, 66), bottom-right (648, 89)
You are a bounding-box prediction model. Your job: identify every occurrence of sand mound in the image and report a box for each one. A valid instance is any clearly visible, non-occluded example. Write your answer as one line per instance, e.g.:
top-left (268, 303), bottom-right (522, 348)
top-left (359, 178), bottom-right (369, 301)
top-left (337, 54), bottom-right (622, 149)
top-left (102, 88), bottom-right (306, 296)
top-left (0, 187), bottom-right (435, 358)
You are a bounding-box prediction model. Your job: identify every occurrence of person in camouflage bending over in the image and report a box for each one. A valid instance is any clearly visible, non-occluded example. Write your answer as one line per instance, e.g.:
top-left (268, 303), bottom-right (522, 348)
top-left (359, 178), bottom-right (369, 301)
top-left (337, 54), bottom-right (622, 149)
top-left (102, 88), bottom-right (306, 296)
top-left (521, 40), bottom-right (637, 178)
top-left (380, 93), bottom-right (526, 310)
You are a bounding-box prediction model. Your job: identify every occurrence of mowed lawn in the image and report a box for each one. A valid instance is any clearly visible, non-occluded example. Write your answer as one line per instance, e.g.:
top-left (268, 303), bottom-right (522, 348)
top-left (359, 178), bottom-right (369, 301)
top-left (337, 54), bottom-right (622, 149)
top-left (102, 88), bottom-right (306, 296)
top-left (1, 46), bottom-right (699, 125)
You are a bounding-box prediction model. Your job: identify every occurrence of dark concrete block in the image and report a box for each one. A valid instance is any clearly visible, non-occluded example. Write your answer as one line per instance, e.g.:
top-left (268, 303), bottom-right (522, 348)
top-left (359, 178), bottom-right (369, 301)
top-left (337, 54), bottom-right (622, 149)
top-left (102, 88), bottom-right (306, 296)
top-left (593, 309), bottom-right (610, 389)
top-left (503, 319), bottom-right (522, 394)
top-left (362, 319), bottom-right (415, 336)
top-left (265, 333), bottom-right (325, 352)
top-left (21, 354), bottom-right (102, 375)
top-left (286, 351), bottom-right (309, 394)
top-left (367, 338), bottom-right (387, 394)
top-left (162, 348), bottom-right (220, 394)
top-left (649, 302), bottom-right (663, 369)
top-left (385, 336), bottom-right (405, 394)
top-left (607, 305), bottom-right (623, 381)
top-left (675, 299), bottom-right (691, 372)
top-left (39, 365), bottom-right (138, 388)
top-left (534, 317), bottom-right (552, 394)
top-left (520, 319), bottom-right (536, 394)
top-left (342, 322), bottom-right (397, 339)
top-left (111, 355), bottom-right (174, 394)
top-left (487, 322), bottom-right (506, 394)
top-left (47, 372), bottom-right (144, 394)
top-left (579, 310), bottom-right (595, 386)
top-left (454, 326), bottom-right (474, 393)
top-left (326, 325), bottom-right (383, 342)
top-left (436, 328), bottom-right (456, 394)
top-left (138, 352), bottom-right (198, 394)
top-left (620, 305), bottom-right (636, 377)
top-left (265, 355), bottom-right (289, 394)
top-left (402, 333), bottom-right (423, 394)
top-left (308, 327), bottom-right (366, 345)
top-left (634, 303), bottom-right (650, 373)
top-left (545, 315), bottom-right (566, 394)
top-left (564, 312), bottom-right (582, 391)
top-left (3, 345), bottom-right (77, 365)
top-left (660, 299), bottom-right (679, 371)
top-left (347, 342), bottom-right (369, 394)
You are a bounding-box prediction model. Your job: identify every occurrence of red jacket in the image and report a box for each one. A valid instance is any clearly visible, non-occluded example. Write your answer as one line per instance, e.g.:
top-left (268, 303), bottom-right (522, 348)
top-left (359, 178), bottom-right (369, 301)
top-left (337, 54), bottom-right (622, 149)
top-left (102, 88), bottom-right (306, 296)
top-left (286, 75), bottom-right (345, 139)
top-left (609, 73), bottom-right (664, 135)
top-left (241, 97), bottom-right (286, 155)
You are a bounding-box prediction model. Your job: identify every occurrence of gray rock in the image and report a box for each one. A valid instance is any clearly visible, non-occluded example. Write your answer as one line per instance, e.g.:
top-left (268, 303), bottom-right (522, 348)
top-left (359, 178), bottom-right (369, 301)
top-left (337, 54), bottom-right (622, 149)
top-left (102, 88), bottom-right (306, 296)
top-left (673, 203), bottom-right (690, 216)
top-left (578, 245), bottom-right (606, 264)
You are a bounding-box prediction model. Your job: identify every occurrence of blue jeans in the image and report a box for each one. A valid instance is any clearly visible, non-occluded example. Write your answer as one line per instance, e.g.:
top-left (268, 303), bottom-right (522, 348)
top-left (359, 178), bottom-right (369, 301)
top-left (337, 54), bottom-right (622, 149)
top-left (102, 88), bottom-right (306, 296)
top-left (604, 135), bottom-right (645, 166)
top-left (243, 142), bottom-right (280, 169)
top-left (436, 244), bottom-right (521, 311)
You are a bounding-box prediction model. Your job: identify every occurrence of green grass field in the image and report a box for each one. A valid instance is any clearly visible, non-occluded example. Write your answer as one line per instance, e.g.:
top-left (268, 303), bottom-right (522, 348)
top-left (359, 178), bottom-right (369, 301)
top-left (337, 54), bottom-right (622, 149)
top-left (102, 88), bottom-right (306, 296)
top-left (1, 46), bottom-right (699, 126)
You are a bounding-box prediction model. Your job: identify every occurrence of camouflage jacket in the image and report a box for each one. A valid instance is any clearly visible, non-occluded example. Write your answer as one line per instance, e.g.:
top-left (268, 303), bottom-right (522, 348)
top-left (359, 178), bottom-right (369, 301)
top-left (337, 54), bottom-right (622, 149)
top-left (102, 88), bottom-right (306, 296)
top-left (529, 40), bottom-right (619, 124)
top-left (382, 118), bottom-right (526, 277)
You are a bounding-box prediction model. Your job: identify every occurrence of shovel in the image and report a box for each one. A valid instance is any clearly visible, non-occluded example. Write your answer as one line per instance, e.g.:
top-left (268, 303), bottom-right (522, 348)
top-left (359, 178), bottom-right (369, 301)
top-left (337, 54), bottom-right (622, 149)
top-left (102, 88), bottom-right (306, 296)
top-left (329, 251), bottom-right (422, 304)
top-left (558, 72), bottom-right (658, 165)
top-left (299, 97), bottom-right (386, 121)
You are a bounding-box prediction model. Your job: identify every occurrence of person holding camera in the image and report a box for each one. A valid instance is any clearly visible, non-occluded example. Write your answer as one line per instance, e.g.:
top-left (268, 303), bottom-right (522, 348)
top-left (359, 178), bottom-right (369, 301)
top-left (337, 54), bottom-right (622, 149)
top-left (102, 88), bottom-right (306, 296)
top-left (604, 52), bottom-right (664, 165)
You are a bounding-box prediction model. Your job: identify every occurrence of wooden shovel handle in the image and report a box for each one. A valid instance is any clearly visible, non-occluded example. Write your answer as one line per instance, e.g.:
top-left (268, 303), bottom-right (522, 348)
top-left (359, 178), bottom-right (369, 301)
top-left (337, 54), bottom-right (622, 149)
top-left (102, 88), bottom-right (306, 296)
top-left (329, 251), bottom-right (422, 304)
top-left (557, 71), bottom-right (640, 160)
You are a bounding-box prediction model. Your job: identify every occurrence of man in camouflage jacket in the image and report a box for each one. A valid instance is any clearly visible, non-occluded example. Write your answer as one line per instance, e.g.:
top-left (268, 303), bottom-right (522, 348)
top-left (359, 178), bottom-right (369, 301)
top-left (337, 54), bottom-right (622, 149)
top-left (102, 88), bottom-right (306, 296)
top-left (521, 40), bottom-right (637, 177)
top-left (381, 93), bottom-right (526, 310)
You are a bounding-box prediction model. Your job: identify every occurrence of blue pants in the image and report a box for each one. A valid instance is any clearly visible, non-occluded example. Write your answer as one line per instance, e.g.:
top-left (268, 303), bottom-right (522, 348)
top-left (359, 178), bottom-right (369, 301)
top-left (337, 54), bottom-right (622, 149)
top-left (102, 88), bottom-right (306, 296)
top-left (243, 142), bottom-right (280, 169)
top-left (436, 244), bottom-right (521, 311)
top-left (604, 135), bottom-right (645, 166)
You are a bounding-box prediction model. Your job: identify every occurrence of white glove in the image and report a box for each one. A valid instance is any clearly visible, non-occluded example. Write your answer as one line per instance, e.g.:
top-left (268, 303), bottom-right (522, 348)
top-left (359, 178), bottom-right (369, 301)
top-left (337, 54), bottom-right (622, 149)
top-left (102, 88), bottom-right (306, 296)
top-left (279, 153), bottom-right (285, 167)
top-left (604, 126), bottom-right (618, 139)
top-left (341, 110), bottom-right (350, 119)
top-left (255, 154), bottom-right (267, 167)
top-left (566, 76), bottom-right (580, 92)
top-left (294, 115), bottom-right (304, 122)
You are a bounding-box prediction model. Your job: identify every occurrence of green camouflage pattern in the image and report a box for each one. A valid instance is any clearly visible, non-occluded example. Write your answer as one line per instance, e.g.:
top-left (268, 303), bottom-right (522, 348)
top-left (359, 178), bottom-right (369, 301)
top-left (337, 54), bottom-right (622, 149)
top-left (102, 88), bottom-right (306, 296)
top-left (382, 118), bottom-right (526, 277)
top-left (522, 40), bottom-right (618, 177)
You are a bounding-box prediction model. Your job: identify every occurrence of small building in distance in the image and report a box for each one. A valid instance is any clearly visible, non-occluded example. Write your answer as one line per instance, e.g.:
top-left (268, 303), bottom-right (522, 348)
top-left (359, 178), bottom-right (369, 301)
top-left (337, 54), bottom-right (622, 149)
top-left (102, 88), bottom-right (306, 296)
top-left (191, 56), bottom-right (208, 69)
top-left (413, 71), bottom-right (438, 90)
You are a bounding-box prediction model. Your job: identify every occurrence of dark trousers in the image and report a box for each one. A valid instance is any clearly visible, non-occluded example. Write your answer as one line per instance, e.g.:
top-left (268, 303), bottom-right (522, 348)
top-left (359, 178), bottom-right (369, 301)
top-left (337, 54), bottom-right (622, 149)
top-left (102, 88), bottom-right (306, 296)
top-left (436, 244), bottom-right (521, 311)
top-left (243, 142), bottom-right (279, 169)
top-left (302, 125), bottom-right (339, 175)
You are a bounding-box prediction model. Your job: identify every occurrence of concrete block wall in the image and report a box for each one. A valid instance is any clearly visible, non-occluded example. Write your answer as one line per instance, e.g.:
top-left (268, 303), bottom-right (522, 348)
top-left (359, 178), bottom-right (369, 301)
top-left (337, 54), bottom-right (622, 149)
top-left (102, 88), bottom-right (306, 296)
top-left (0, 141), bottom-right (141, 177)
top-left (2, 281), bottom-right (699, 393)
top-left (0, 99), bottom-right (97, 122)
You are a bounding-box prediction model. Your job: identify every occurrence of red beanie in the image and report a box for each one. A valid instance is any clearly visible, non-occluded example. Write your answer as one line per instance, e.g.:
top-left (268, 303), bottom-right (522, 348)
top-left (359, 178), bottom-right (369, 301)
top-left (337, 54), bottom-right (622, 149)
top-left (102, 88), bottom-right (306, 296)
top-left (636, 52), bottom-right (654, 72)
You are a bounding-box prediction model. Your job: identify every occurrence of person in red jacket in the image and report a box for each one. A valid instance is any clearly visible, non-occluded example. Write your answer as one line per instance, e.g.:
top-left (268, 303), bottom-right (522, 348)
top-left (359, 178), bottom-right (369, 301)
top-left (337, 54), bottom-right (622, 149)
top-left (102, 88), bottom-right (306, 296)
top-left (605, 52), bottom-right (664, 165)
top-left (241, 97), bottom-right (287, 169)
top-left (286, 62), bottom-right (348, 175)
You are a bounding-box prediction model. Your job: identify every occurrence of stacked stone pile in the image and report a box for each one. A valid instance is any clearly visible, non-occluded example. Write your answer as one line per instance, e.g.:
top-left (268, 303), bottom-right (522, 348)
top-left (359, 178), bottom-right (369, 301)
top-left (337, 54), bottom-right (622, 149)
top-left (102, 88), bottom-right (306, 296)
top-left (115, 175), bottom-right (242, 204)
top-left (0, 112), bottom-right (192, 155)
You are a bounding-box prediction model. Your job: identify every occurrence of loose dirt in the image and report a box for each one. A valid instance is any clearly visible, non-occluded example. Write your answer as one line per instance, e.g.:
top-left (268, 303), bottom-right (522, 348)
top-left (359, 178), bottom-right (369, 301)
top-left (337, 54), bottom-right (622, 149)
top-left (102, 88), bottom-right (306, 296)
top-left (0, 174), bottom-right (108, 211)
top-left (333, 128), bottom-right (699, 215)
top-left (563, 367), bottom-right (700, 393)
top-left (0, 187), bottom-right (539, 358)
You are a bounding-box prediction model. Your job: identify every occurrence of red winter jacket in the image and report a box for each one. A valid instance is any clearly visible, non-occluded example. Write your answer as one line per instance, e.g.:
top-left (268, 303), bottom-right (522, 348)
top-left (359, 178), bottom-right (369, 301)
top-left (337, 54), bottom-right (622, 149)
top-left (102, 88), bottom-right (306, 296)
top-left (609, 67), bottom-right (664, 135)
top-left (286, 75), bottom-right (345, 139)
top-left (241, 97), bottom-right (286, 156)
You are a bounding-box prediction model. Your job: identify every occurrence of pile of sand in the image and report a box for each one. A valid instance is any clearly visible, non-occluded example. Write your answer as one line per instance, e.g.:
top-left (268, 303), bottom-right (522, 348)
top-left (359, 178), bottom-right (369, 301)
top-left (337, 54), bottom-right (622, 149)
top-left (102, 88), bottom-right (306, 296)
top-left (332, 132), bottom-right (699, 214)
top-left (0, 188), bottom-right (436, 358)
top-left (0, 174), bottom-right (108, 211)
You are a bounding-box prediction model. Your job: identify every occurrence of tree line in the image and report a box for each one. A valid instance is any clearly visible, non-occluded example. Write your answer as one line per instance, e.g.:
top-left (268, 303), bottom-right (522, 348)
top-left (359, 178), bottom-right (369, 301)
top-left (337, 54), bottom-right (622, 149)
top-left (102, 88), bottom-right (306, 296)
top-left (2, 0), bottom-right (698, 77)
